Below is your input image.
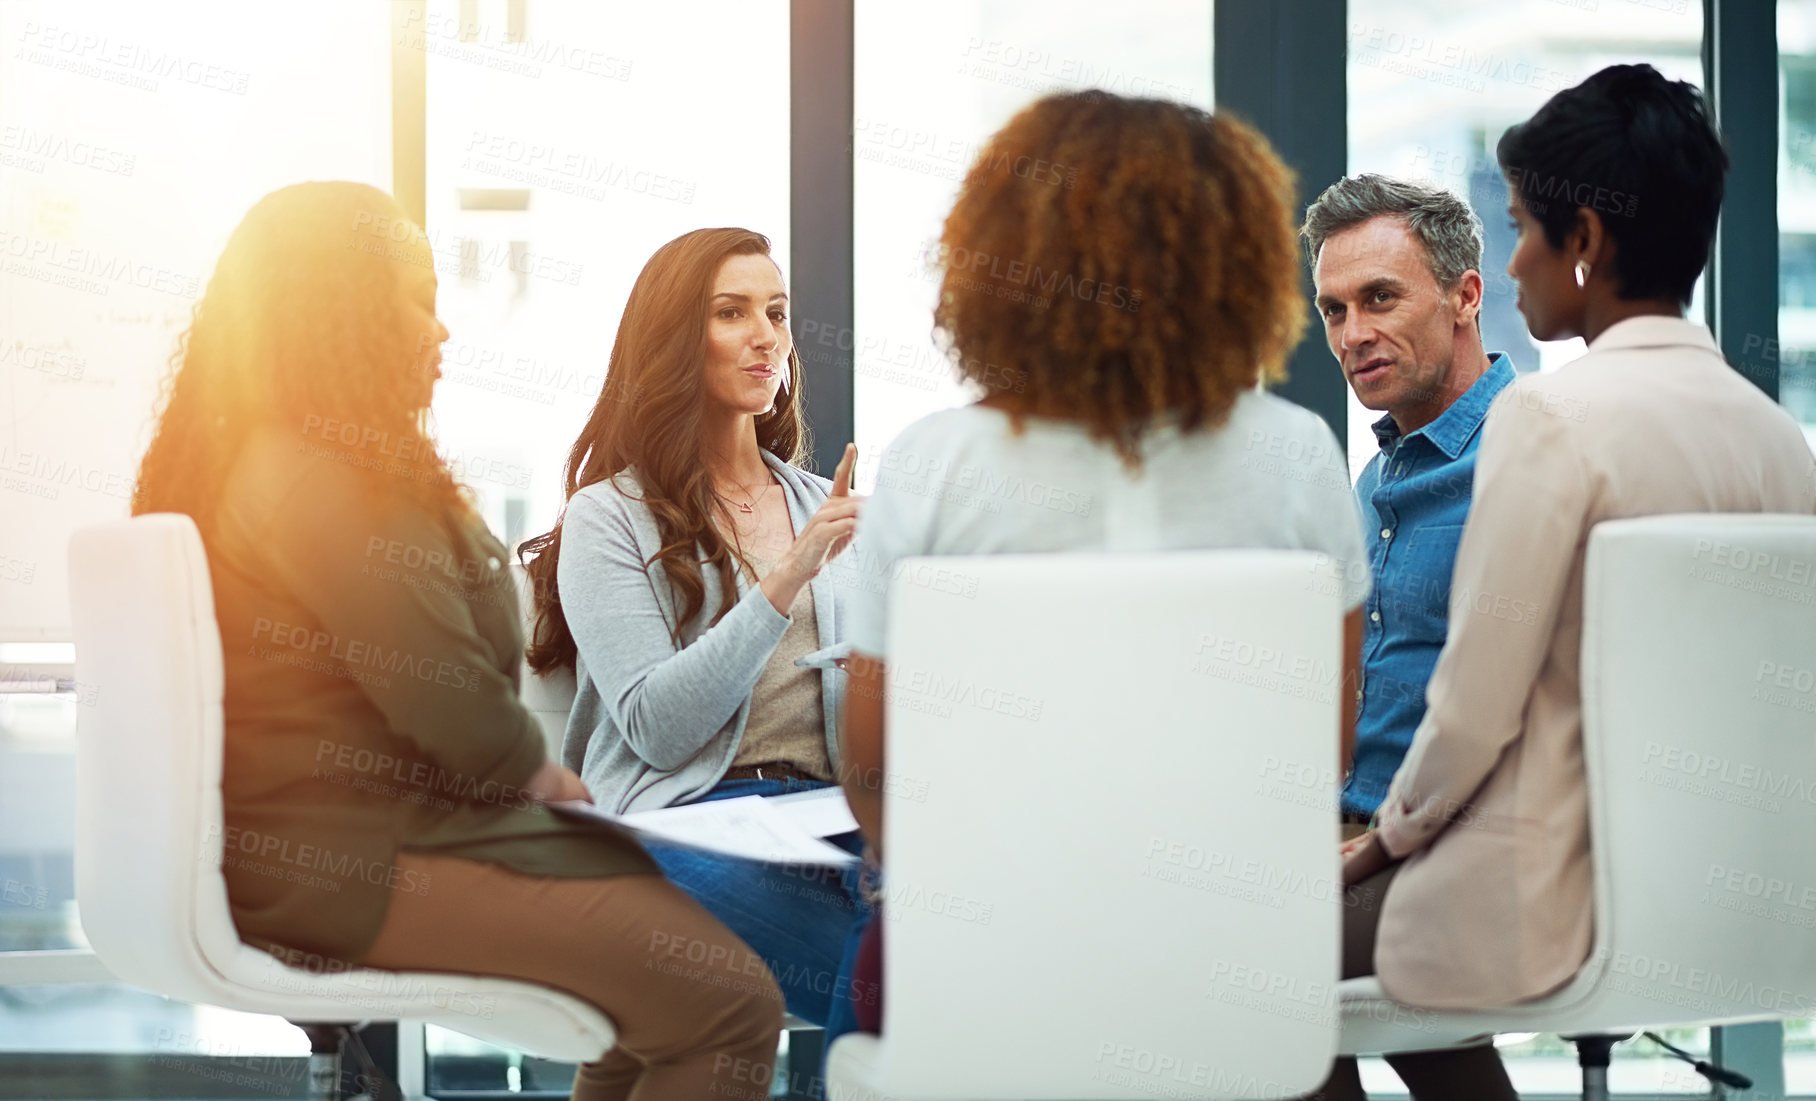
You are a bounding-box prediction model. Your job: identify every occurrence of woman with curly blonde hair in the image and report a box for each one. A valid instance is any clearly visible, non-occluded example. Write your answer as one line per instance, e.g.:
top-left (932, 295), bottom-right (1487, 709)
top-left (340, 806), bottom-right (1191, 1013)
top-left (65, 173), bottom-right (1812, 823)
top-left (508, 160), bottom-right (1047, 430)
top-left (837, 90), bottom-right (1371, 1031)
top-left (135, 182), bottom-right (782, 1099)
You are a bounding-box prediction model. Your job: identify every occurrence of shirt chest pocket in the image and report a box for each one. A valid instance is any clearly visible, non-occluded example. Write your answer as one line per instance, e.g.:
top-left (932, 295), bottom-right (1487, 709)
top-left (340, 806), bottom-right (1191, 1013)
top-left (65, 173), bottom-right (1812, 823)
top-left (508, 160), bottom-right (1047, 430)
top-left (1383, 524), bottom-right (1465, 644)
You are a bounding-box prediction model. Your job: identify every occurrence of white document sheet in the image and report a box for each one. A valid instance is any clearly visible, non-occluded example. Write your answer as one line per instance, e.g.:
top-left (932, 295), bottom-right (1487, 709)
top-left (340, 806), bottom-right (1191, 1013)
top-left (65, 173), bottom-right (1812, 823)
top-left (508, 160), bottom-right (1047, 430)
top-left (763, 785), bottom-right (861, 839)
top-left (548, 794), bottom-right (858, 867)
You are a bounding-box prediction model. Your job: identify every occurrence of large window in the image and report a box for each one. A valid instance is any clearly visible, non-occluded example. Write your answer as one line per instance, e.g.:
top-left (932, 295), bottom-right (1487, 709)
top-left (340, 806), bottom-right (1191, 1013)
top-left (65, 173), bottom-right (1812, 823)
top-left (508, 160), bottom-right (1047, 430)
top-left (850, 0), bottom-right (1213, 487)
top-left (1346, 2), bottom-right (1717, 1094)
top-left (1780, 0), bottom-right (1816, 452)
top-left (412, 0), bottom-right (792, 1076)
top-left (420, 0), bottom-right (791, 551)
top-left (1343, 0), bottom-right (1706, 477)
top-left (1780, 0), bottom-right (1816, 1080)
top-left (0, 0), bottom-right (391, 1072)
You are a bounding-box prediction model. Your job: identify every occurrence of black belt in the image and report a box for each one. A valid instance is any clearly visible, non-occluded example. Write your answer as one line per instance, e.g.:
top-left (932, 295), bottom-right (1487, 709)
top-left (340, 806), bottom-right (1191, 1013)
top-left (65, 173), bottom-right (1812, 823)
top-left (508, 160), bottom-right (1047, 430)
top-left (721, 762), bottom-right (822, 784)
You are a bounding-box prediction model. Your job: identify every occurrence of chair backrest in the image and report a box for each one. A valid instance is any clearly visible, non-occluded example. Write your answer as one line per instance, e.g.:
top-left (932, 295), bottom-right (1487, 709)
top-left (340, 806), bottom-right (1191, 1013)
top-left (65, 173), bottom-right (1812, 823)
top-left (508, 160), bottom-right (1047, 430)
top-left (1572, 514), bottom-right (1816, 1028)
top-left (878, 551), bottom-right (1342, 1099)
top-left (67, 515), bottom-right (239, 1003)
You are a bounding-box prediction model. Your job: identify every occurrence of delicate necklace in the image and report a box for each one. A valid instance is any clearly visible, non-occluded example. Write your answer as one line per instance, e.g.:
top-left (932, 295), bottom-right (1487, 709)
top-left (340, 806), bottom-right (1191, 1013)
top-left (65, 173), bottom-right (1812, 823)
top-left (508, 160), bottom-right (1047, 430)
top-left (720, 479), bottom-right (777, 515)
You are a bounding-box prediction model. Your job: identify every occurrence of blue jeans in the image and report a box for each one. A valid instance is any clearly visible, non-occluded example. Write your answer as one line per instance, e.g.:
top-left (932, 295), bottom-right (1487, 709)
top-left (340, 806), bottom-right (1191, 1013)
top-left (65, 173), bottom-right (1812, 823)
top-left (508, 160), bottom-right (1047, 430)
top-left (643, 778), bottom-right (872, 1057)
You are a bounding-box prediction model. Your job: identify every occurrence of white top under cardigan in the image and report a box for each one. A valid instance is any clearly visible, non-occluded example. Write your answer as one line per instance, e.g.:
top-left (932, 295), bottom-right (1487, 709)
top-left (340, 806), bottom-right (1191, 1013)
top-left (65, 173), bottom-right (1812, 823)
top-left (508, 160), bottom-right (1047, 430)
top-left (558, 451), bottom-right (855, 813)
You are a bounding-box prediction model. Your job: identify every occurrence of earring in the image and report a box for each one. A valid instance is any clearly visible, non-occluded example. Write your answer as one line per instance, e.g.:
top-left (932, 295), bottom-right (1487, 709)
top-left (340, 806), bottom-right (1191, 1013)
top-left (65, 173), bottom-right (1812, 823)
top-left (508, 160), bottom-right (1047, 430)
top-left (1574, 259), bottom-right (1591, 289)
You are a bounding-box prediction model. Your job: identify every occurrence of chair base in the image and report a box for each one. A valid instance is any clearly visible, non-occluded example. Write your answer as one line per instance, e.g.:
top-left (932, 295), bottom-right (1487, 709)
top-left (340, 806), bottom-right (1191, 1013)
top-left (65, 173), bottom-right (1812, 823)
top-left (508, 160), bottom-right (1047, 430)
top-left (297, 1024), bottom-right (393, 1101)
top-left (782, 1025), bottom-right (825, 1101)
top-left (1564, 1033), bottom-right (1631, 1101)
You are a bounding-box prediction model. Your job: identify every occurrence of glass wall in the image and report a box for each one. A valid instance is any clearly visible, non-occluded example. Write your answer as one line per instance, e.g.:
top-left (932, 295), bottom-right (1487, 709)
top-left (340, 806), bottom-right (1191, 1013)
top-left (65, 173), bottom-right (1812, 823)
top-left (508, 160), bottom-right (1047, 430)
top-left (1780, 0), bottom-right (1816, 453)
top-left (420, 0), bottom-right (791, 551)
top-left (849, 0), bottom-right (1213, 488)
top-left (1346, 1), bottom-right (1715, 1093)
top-left (411, 0), bottom-right (792, 1079)
top-left (1342, 0), bottom-right (1706, 477)
top-left (0, 0), bottom-right (391, 1068)
top-left (1780, 0), bottom-right (1816, 1077)
top-left (1793, 1019), bottom-right (1816, 1095)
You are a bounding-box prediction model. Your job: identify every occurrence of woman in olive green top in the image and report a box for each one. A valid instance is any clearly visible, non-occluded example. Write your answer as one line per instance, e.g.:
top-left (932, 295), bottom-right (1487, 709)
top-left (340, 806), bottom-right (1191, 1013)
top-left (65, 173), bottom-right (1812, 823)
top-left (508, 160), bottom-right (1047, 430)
top-left (132, 182), bottom-right (781, 1100)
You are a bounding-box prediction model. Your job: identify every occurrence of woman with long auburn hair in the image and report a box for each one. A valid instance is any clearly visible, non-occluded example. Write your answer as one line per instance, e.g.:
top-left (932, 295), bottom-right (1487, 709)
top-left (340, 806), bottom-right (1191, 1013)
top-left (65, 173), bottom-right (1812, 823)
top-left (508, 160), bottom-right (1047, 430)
top-left (518, 227), bottom-right (873, 1050)
top-left (136, 182), bottom-right (782, 1100)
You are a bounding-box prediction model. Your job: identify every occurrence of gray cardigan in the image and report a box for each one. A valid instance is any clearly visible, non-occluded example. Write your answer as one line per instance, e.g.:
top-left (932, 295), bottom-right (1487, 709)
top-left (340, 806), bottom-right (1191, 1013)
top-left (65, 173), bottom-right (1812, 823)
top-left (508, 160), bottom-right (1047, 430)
top-left (558, 450), bottom-right (850, 812)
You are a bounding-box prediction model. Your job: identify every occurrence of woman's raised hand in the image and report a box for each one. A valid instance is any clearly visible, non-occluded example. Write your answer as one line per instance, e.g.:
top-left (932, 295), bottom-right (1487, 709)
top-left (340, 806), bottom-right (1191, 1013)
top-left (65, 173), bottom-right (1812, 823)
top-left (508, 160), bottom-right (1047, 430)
top-left (763, 443), bottom-right (861, 615)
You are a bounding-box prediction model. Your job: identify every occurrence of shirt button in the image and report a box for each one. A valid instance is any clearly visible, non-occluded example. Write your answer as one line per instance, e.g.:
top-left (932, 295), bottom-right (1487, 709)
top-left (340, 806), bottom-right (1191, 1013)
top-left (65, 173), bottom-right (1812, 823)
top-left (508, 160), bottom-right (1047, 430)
top-left (1370, 610), bottom-right (1381, 622)
top-left (1380, 527), bottom-right (1393, 540)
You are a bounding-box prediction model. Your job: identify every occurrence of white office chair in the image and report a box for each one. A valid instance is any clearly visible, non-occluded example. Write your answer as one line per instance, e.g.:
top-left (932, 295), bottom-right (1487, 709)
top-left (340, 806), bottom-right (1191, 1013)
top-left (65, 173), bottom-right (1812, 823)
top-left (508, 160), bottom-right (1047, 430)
top-left (827, 551), bottom-right (1345, 1100)
top-left (1338, 515), bottom-right (1816, 1100)
top-left (67, 515), bottom-right (616, 1099)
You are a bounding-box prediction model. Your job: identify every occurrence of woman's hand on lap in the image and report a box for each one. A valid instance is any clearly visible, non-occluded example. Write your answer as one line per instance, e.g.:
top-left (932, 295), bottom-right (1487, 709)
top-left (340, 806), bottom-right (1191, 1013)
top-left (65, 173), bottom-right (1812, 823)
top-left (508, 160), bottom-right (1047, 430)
top-left (527, 760), bottom-right (592, 804)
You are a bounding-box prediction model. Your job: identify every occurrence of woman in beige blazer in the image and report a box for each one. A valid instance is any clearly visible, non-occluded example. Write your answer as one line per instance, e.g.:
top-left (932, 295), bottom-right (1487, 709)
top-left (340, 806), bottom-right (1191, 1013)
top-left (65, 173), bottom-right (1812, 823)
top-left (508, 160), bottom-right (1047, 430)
top-left (1308, 64), bottom-right (1816, 1101)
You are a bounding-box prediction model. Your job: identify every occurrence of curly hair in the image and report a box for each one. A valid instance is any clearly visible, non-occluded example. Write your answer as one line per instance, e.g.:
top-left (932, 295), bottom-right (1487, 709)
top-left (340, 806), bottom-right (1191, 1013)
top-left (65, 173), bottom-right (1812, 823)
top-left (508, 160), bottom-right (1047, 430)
top-left (933, 91), bottom-right (1306, 464)
top-left (134, 182), bottom-right (465, 533)
top-left (520, 228), bottom-right (807, 672)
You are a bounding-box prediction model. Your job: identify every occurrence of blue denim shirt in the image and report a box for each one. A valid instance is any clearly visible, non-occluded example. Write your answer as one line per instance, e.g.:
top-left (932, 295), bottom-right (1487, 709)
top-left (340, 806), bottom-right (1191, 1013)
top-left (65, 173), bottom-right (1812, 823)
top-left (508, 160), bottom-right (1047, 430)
top-left (1341, 354), bottom-right (1516, 818)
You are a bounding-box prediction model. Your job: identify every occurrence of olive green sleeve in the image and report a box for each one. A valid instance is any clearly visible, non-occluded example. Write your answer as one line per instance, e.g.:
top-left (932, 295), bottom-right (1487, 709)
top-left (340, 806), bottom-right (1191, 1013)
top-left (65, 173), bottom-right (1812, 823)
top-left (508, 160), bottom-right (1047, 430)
top-left (254, 463), bottom-right (546, 802)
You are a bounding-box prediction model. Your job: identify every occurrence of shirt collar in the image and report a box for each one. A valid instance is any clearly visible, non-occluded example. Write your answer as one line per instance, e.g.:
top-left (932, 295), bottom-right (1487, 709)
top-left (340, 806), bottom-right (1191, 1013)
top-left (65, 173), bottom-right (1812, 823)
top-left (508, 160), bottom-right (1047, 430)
top-left (1370, 353), bottom-right (1518, 459)
top-left (1585, 315), bottom-right (1721, 356)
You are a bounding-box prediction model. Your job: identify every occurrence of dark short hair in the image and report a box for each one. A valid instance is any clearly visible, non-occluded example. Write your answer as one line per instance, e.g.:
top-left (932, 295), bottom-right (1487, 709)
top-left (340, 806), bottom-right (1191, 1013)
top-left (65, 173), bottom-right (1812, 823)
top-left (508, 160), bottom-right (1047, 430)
top-left (1495, 63), bottom-right (1727, 306)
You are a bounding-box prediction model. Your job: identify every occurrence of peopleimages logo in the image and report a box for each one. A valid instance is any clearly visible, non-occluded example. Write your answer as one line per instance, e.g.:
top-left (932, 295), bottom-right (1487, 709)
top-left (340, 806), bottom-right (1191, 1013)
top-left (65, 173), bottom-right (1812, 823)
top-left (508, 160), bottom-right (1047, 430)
top-left (1505, 166), bottom-right (1637, 218)
top-left (1091, 1040), bottom-right (1290, 1100)
top-left (0, 228), bottom-right (201, 298)
top-left (891, 666), bottom-right (1043, 721)
top-left (1599, 948), bottom-right (1816, 1018)
top-left (1686, 538), bottom-right (1816, 606)
top-left (1691, 538), bottom-right (1816, 584)
top-left (1754, 660), bottom-right (1816, 716)
top-left (927, 244), bottom-right (1139, 311)
top-left (203, 823), bottom-right (433, 896)
top-left (1705, 863), bottom-right (1816, 912)
top-left (871, 448), bottom-right (1094, 517)
top-left (13, 22), bottom-right (251, 94)
top-left (254, 945), bottom-right (497, 1019)
top-left (1142, 837), bottom-right (1351, 907)
top-left (0, 125), bottom-right (135, 176)
top-left (250, 617), bottom-right (486, 694)
top-left (1639, 740), bottom-right (1816, 808)
top-left (0, 444), bottom-right (134, 501)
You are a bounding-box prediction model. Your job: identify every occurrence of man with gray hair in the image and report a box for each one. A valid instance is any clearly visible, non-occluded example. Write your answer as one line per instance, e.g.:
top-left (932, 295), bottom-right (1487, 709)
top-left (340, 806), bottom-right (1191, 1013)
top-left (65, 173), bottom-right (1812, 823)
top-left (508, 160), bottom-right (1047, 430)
top-left (1295, 174), bottom-right (1518, 1100)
